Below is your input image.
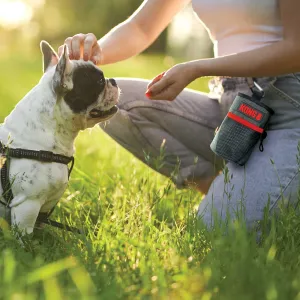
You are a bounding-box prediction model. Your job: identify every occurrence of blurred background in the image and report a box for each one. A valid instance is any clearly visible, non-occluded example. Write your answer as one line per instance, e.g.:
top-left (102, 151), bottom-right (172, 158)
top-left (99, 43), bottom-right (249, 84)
top-left (0, 0), bottom-right (213, 120)
top-left (0, 0), bottom-right (212, 58)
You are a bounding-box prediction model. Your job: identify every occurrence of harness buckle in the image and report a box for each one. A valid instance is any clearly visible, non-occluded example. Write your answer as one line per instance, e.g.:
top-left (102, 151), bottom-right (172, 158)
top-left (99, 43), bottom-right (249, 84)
top-left (0, 141), bottom-right (6, 154)
top-left (38, 150), bottom-right (54, 162)
top-left (12, 148), bottom-right (21, 158)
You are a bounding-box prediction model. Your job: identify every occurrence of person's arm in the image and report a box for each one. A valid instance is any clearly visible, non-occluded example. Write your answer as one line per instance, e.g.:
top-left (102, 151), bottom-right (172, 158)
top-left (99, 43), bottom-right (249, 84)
top-left (191, 0), bottom-right (300, 78)
top-left (98, 0), bottom-right (190, 64)
top-left (59, 0), bottom-right (190, 65)
top-left (147, 0), bottom-right (300, 100)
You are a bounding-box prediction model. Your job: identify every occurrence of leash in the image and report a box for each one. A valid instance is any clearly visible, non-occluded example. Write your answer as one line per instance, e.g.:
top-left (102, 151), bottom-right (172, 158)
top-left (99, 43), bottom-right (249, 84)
top-left (0, 141), bottom-right (81, 234)
top-left (37, 212), bottom-right (83, 234)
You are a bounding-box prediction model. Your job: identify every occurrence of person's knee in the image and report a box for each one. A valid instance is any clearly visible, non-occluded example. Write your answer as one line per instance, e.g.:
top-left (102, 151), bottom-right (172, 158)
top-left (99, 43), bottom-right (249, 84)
top-left (171, 163), bottom-right (218, 194)
top-left (115, 78), bottom-right (150, 109)
top-left (185, 177), bottom-right (215, 194)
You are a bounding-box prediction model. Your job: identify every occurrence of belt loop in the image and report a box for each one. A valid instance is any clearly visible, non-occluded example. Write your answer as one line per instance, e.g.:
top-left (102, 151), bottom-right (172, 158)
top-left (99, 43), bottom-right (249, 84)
top-left (246, 77), bottom-right (255, 90)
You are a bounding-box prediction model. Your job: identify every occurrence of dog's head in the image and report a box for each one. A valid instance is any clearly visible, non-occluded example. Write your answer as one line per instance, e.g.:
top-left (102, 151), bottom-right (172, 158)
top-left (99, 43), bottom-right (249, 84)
top-left (40, 40), bottom-right (119, 129)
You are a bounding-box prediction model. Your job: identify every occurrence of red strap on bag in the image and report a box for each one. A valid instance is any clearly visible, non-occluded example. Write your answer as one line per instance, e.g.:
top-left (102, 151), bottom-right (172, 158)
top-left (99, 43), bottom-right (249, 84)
top-left (227, 112), bottom-right (264, 134)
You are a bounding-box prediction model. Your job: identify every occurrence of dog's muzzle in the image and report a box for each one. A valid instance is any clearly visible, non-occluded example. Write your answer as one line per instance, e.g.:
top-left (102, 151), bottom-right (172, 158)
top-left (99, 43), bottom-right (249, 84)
top-left (89, 105), bottom-right (118, 118)
top-left (108, 78), bottom-right (117, 87)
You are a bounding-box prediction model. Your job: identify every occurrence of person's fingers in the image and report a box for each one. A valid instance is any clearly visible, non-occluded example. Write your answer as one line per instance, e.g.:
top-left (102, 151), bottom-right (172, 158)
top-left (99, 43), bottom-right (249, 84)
top-left (147, 71), bottom-right (165, 89)
top-left (83, 33), bottom-right (97, 61)
top-left (63, 37), bottom-right (72, 58)
top-left (148, 83), bottom-right (178, 101)
top-left (146, 76), bottom-right (173, 97)
top-left (91, 53), bottom-right (101, 65)
top-left (71, 33), bottom-right (85, 60)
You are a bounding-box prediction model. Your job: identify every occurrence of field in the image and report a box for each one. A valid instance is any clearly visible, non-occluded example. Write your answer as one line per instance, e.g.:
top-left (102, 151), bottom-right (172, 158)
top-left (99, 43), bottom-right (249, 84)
top-left (1, 50), bottom-right (300, 300)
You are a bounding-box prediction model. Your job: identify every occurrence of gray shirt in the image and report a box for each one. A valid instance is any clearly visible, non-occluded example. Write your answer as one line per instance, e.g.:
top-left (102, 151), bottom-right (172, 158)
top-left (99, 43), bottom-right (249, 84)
top-left (192, 0), bottom-right (283, 57)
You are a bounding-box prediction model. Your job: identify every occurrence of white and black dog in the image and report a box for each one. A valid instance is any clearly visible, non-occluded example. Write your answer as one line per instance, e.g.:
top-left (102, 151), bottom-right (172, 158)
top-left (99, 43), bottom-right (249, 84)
top-left (0, 41), bottom-right (119, 235)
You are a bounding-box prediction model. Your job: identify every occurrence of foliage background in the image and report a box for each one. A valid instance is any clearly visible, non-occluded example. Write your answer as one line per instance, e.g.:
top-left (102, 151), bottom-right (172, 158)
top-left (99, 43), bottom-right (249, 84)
top-left (0, 0), bottom-right (212, 57)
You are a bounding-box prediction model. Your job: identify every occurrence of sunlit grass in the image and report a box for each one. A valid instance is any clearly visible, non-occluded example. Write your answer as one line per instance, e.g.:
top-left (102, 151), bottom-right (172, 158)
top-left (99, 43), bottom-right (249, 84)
top-left (1, 52), bottom-right (300, 299)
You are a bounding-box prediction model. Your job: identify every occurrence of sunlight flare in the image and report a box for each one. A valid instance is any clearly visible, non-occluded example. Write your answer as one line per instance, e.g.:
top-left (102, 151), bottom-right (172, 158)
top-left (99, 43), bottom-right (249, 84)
top-left (0, 0), bottom-right (33, 29)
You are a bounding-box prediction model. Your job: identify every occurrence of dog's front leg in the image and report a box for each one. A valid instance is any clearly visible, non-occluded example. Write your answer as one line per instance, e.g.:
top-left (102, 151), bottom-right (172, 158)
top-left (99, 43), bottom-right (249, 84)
top-left (11, 199), bottom-right (42, 235)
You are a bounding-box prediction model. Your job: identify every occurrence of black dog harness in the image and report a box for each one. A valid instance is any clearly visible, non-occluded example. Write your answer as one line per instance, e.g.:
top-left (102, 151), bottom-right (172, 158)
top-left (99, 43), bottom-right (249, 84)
top-left (0, 141), bottom-right (81, 234)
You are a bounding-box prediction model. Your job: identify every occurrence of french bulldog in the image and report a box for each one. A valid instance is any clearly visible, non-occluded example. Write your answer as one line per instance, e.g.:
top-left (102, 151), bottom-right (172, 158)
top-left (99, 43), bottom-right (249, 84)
top-left (0, 41), bottom-right (119, 235)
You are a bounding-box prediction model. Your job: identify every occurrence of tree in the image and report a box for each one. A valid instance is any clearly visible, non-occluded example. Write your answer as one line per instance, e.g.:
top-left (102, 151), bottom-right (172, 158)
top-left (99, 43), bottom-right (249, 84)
top-left (33, 0), bottom-right (167, 53)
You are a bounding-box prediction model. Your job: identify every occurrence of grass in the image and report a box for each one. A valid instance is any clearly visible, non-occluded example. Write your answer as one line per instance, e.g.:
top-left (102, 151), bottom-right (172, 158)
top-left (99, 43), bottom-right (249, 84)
top-left (1, 50), bottom-right (300, 300)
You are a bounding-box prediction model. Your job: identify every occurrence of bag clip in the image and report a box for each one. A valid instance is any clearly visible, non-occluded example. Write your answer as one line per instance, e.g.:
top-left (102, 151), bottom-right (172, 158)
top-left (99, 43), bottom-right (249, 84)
top-left (246, 78), bottom-right (265, 100)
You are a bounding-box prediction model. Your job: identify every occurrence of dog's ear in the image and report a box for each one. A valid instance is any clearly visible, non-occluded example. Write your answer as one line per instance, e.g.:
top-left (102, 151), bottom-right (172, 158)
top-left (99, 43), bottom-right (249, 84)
top-left (53, 44), bottom-right (73, 95)
top-left (40, 40), bottom-right (59, 73)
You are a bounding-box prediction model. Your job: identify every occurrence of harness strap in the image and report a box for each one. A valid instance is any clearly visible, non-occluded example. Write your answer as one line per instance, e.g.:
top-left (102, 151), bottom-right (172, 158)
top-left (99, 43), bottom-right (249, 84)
top-left (0, 142), bottom-right (74, 179)
top-left (0, 141), bottom-right (79, 234)
top-left (0, 199), bottom-right (7, 206)
top-left (1, 156), bottom-right (13, 204)
top-left (37, 212), bottom-right (82, 234)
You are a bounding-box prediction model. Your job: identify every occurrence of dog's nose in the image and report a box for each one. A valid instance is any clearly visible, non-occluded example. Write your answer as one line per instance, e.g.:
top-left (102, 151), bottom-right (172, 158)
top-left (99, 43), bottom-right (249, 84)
top-left (109, 78), bottom-right (117, 87)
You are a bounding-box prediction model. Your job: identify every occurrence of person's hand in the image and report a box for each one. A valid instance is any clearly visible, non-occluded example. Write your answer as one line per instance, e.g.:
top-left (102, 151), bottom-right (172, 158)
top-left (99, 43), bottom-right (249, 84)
top-left (145, 62), bottom-right (197, 101)
top-left (58, 33), bottom-right (102, 65)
